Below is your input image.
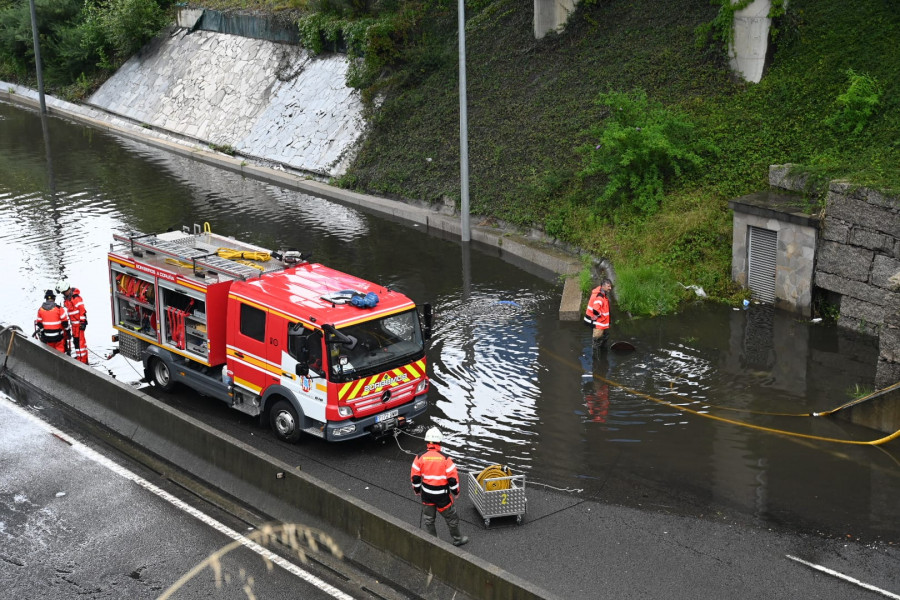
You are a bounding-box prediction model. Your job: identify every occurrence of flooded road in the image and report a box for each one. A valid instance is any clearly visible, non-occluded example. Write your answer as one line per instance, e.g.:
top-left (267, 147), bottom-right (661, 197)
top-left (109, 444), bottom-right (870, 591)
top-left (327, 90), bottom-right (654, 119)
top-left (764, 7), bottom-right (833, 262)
top-left (2, 100), bottom-right (898, 542)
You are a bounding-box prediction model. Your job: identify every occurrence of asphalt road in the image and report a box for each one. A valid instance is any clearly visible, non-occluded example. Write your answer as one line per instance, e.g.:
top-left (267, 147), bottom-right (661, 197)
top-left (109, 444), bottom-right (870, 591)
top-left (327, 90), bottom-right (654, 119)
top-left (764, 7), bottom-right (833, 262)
top-left (0, 395), bottom-right (401, 600)
top-left (142, 382), bottom-right (900, 600)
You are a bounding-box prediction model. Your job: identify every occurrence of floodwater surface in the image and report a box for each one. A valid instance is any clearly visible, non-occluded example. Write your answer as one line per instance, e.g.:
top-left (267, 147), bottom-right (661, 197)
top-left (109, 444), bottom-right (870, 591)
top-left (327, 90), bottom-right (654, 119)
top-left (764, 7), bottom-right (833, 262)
top-left (1, 101), bottom-right (898, 542)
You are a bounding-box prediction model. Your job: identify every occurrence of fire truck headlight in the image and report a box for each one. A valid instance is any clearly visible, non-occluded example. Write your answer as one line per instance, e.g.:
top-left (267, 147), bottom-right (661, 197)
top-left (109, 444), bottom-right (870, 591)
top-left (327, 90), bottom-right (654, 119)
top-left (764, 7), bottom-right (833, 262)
top-left (338, 406), bottom-right (353, 417)
top-left (414, 398), bottom-right (427, 412)
top-left (415, 379), bottom-right (428, 394)
top-left (334, 424), bottom-right (356, 436)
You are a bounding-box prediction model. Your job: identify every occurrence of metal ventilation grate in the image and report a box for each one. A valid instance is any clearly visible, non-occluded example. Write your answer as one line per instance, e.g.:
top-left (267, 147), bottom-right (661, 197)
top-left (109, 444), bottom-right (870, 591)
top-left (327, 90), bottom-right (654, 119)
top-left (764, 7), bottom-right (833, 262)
top-left (747, 226), bottom-right (777, 304)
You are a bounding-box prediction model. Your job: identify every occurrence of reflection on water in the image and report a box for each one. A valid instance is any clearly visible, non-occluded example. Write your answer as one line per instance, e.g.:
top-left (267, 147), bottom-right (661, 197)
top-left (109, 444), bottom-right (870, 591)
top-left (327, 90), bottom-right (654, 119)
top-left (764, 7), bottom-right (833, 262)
top-left (2, 100), bottom-right (898, 541)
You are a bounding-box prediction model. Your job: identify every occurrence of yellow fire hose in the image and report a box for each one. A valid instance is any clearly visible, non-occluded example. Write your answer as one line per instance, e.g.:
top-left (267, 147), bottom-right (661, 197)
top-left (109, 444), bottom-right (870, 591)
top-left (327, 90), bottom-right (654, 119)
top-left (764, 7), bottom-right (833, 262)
top-left (216, 247), bottom-right (271, 262)
top-left (592, 372), bottom-right (900, 447)
top-left (476, 464), bottom-right (513, 491)
top-left (543, 347), bottom-right (900, 447)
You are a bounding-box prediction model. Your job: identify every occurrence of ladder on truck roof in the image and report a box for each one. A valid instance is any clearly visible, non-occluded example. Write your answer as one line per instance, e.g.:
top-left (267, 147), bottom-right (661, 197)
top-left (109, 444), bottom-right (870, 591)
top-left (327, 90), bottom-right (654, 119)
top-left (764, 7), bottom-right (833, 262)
top-left (113, 229), bottom-right (279, 281)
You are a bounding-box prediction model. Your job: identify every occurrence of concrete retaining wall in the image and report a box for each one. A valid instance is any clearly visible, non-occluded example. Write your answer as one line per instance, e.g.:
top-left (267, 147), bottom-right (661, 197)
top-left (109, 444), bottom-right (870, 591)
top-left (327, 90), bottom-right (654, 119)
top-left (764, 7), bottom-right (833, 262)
top-left (0, 326), bottom-right (557, 600)
top-left (88, 28), bottom-right (363, 178)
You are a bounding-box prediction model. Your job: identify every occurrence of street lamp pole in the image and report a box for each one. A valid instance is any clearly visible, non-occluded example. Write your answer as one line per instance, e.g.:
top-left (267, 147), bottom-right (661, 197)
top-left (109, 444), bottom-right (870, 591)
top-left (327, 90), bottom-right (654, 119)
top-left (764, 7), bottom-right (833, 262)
top-left (28, 0), bottom-right (46, 114)
top-left (457, 0), bottom-right (471, 242)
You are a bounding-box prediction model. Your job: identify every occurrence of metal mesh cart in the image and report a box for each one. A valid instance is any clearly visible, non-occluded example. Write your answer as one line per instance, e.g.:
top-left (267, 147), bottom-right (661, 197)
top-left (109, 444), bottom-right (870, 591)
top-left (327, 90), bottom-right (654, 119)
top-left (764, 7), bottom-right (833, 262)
top-left (467, 471), bottom-right (527, 528)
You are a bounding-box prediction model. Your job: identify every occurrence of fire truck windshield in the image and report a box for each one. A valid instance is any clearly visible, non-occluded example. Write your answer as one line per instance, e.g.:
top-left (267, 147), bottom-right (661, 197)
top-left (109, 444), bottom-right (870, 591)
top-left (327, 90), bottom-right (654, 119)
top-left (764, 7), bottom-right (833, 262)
top-left (329, 309), bottom-right (424, 381)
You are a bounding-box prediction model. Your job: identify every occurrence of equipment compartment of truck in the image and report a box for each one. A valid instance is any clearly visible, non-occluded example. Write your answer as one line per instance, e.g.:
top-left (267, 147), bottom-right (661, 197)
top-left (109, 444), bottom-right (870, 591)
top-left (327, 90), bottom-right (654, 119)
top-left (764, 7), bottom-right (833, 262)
top-left (467, 471), bottom-right (527, 528)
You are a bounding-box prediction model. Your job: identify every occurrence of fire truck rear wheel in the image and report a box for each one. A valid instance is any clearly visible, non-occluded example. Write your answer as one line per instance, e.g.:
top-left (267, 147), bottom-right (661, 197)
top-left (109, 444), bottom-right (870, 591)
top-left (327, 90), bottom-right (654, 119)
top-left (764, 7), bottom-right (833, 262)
top-left (151, 358), bottom-right (176, 392)
top-left (270, 399), bottom-right (303, 443)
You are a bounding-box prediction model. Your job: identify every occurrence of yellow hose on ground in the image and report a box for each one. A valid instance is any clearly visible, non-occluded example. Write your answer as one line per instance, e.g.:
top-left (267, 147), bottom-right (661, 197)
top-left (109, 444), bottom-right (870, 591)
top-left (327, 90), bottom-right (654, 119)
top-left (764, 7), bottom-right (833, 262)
top-left (543, 347), bottom-right (900, 447)
top-left (592, 372), bottom-right (900, 447)
top-left (477, 465), bottom-right (512, 491)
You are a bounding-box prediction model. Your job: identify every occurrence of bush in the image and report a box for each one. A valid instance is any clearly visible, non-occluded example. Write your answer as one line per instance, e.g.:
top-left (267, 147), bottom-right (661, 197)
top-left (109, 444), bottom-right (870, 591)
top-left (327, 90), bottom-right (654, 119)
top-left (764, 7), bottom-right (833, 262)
top-left (85, 0), bottom-right (169, 67)
top-left (578, 88), bottom-right (718, 217)
top-left (825, 69), bottom-right (882, 135)
top-left (0, 0), bottom-right (168, 86)
top-left (0, 0), bottom-right (83, 82)
top-left (297, 3), bottom-right (426, 90)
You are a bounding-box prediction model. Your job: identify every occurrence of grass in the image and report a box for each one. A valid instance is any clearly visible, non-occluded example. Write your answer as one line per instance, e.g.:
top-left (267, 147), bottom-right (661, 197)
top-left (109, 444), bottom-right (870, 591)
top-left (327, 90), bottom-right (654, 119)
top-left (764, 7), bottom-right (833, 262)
top-left (615, 263), bottom-right (685, 316)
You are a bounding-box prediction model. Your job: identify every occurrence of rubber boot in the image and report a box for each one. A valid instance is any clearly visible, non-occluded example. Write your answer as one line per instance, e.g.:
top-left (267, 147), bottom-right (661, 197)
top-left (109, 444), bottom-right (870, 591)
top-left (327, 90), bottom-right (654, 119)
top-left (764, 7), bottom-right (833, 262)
top-left (445, 505), bottom-right (467, 546)
top-left (423, 506), bottom-right (438, 536)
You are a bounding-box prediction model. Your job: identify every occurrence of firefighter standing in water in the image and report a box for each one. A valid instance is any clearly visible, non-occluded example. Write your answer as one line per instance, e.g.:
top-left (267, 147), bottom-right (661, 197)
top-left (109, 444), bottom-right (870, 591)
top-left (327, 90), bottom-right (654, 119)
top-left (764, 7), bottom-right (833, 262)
top-left (584, 278), bottom-right (613, 354)
top-left (410, 428), bottom-right (469, 547)
top-left (57, 279), bottom-right (88, 364)
top-left (35, 290), bottom-right (71, 354)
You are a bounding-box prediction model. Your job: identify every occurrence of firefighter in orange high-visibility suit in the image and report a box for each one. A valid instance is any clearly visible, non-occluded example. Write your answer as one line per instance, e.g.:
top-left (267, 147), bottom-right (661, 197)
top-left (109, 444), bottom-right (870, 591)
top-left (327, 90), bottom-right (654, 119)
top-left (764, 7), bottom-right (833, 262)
top-left (584, 278), bottom-right (613, 355)
top-left (410, 428), bottom-right (469, 547)
top-left (56, 279), bottom-right (88, 364)
top-left (35, 290), bottom-right (71, 354)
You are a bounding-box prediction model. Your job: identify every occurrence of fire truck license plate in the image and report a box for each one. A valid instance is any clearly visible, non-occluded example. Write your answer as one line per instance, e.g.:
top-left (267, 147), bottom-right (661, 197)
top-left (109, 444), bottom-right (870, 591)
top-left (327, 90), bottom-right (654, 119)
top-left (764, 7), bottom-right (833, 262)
top-left (375, 409), bottom-right (399, 423)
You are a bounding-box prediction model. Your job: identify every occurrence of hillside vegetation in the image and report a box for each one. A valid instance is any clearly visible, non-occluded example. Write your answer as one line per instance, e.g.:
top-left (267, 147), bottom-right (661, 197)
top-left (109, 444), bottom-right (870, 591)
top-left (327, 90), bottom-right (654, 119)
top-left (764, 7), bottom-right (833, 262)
top-left (2, 0), bottom-right (897, 313)
top-left (339, 0), bottom-right (899, 310)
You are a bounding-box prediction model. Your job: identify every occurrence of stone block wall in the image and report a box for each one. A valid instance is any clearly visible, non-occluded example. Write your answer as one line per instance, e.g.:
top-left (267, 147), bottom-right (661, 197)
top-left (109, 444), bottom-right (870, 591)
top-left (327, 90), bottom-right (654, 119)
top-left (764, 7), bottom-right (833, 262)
top-left (766, 165), bottom-right (900, 386)
top-left (814, 181), bottom-right (900, 336)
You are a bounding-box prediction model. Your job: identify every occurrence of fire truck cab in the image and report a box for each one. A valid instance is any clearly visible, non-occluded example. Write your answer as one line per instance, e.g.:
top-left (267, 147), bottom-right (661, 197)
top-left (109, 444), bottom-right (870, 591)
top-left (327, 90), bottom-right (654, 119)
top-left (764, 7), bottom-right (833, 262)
top-left (108, 224), bottom-right (432, 443)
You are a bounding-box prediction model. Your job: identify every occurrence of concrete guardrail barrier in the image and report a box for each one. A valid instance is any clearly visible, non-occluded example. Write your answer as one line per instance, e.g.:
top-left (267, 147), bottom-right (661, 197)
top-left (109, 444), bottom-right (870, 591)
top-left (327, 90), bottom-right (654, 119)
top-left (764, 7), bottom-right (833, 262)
top-left (0, 325), bottom-right (559, 600)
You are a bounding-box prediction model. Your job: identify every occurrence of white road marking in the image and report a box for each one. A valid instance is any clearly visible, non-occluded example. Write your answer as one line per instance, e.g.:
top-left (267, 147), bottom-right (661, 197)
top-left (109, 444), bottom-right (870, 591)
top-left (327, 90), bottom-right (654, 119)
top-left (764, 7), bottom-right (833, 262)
top-left (786, 554), bottom-right (900, 600)
top-left (2, 395), bottom-right (354, 600)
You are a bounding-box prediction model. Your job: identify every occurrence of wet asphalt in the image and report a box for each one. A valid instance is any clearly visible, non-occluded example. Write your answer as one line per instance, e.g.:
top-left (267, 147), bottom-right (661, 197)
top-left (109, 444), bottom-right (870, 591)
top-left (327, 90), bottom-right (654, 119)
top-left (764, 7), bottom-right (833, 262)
top-left (0, 395), bottom-right (400, 600)
top-left (126, 385), bottom-right (900, 600)
top-left (3, 372), bottom-right (900, 600)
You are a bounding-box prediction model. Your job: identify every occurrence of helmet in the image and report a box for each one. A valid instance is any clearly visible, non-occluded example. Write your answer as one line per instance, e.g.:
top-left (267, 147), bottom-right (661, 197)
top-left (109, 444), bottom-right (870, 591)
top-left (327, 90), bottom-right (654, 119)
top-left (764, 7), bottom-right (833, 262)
top-left (44, 289), bottom-right (56, 301)
top-left (55, 278), bottom-right (70, 294)
top-left (424, 427), bottom-right (442, 443)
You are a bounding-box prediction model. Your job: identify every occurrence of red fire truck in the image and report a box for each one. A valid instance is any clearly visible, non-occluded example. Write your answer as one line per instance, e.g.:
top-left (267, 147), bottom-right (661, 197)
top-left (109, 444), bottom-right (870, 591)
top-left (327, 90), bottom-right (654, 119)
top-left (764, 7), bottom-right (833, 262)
top-left (108, 224), bottom-right (432, 443)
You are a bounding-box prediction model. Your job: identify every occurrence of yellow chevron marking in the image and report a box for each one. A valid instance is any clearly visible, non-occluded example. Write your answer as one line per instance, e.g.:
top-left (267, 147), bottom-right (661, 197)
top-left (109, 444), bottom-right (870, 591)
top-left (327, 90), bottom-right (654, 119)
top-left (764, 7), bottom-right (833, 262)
top-left (337, 360), bottom-right (424, 401)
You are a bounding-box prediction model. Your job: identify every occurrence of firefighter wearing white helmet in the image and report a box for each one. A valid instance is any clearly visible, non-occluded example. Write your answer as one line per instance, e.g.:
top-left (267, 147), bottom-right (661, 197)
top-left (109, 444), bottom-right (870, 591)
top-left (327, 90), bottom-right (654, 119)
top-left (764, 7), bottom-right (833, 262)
top-left (55, 277), bottom-right (89, 364)
top-left (410, 428), bottom-right (468, 546)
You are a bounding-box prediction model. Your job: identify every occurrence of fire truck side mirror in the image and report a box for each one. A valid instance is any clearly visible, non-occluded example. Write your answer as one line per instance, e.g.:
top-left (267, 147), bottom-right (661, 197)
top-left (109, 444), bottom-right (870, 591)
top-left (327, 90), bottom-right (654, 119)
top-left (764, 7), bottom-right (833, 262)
top-left (289, 324), bottom-right (311, 375)
top-left (422, 303), bottom-right (433, 341)
top-left (322, 324), bottom-right (358, 350)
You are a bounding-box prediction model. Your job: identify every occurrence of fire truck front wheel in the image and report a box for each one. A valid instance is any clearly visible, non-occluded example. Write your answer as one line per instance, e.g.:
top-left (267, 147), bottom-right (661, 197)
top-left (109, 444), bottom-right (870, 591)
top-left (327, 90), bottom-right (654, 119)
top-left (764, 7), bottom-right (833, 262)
top-left (270, 399), bottom-right (303, 443)
top-left (150, 358), bottom-right (176, 392)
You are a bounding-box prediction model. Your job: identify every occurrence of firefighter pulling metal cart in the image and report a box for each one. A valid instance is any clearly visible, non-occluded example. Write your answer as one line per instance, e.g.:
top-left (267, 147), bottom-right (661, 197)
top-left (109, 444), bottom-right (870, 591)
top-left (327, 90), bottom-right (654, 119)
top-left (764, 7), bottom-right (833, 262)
top-left (467, 465), bottom-right (527, 528)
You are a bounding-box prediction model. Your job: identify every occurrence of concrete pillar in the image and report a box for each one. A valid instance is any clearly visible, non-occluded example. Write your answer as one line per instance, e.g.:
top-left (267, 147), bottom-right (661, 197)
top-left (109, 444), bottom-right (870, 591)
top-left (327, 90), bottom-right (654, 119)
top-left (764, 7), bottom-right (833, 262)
top-left (729, 0), bottom-right (776, 83)
top-left (176, 8), bottom-right (204, 30)
top-left (534, 0), bottom-right (578, 39)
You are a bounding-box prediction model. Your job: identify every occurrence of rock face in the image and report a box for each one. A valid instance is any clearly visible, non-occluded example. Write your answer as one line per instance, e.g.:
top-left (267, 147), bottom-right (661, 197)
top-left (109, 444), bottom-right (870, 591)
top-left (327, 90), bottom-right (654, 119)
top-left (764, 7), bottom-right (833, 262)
top-left (89, 28), bottom-right (364, 178)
